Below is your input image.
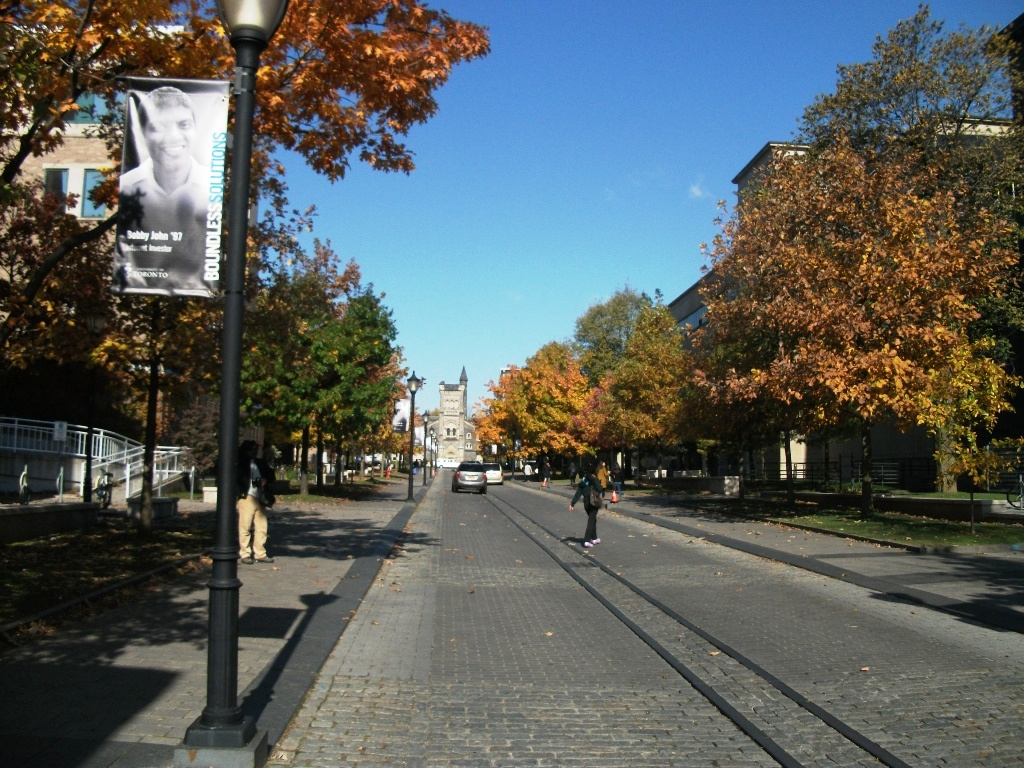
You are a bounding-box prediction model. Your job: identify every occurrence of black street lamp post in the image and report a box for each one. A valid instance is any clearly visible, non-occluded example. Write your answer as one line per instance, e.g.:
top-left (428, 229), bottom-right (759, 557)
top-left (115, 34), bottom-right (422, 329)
top-left (422, 415), bottom-right (429, 487)
top-left (429, 429), bottom-right (436, 477)
top-left (180, 0), bottom-right (289, 756)
top-left (406, 372), bottom-right (420, 501)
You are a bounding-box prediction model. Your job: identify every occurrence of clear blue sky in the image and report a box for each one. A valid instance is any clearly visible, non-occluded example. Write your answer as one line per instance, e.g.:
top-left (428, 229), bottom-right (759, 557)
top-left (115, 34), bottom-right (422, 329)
top-left (285, 0), bottom-right (1020, 415)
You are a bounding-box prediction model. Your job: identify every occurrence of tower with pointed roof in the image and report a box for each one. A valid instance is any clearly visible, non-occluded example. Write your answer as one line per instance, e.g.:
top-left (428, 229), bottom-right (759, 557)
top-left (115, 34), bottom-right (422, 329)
top-left (437, 368), bottom-right (477, 464)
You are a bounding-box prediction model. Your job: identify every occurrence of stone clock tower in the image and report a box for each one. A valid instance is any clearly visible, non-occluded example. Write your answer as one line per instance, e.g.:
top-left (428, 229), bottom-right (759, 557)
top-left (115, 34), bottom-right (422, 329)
top-left (437, 368), bottom-right (477, 464)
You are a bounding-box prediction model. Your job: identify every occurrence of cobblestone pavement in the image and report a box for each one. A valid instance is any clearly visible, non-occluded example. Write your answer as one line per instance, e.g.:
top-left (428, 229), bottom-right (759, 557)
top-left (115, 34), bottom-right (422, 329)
top-left (270, 481), bottom-right (1024, 767)
top-left (4, 478), bottom-right (1023, 768)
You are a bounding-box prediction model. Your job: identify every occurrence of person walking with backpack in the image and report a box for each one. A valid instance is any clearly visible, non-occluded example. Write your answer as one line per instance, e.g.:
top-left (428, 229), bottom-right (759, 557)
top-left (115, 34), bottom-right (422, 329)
top-left (596, 461), bottom-right (610, 501)
top-left (569, 467), bottom-right (603, 548)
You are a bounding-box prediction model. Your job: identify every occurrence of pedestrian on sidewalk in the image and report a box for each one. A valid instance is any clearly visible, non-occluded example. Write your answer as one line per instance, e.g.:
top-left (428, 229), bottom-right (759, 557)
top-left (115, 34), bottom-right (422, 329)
top-left (238, 440), bottom-right (275, 564)
top-left (567, 460), bottom-right (578, 487)
top-left (540, 456), bottom-right (551, 487)
top-left (611, 463), bottom-right (624, 498)
top-left (596, 461), bottom-right (610, 500)
top-left (569, 467), bottom-right (603, 548)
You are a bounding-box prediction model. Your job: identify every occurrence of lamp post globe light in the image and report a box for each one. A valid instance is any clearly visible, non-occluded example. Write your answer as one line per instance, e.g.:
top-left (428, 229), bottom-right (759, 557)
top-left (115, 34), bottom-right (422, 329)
top-left (178, 0), bottom-right (289, 760)
top-left (406, 372), bottom-right (420, 501)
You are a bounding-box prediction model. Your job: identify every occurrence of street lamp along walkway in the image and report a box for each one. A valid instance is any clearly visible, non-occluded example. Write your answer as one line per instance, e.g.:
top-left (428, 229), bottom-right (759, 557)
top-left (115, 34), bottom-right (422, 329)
top-left (176, 0), bottom-right (290, 764)
top-left (407, 372), bottom-right (420, 501)
top-left (422, 414), bottom-right (429, 486)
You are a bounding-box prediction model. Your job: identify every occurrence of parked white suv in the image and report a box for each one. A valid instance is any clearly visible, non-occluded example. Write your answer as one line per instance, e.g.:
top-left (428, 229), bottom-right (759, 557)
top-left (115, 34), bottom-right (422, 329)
top-left (483, 462), bottom-right (503, 485)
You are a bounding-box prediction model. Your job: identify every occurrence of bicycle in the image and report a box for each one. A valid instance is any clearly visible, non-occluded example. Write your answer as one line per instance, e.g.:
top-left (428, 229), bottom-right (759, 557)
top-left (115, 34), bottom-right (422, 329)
top-left (95, 472), bottom-right (114, 509)
top-left (18, 465), bottom-right (30, 504)
top-left (1006, 470), bottom-right (1024, 509)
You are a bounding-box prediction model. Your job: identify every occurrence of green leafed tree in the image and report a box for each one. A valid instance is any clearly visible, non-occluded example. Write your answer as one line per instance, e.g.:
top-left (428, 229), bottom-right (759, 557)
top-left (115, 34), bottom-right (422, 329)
top-left (572, 287), bottom-right (653, 387)
top-left (582, 303), bottom-right (691, 470)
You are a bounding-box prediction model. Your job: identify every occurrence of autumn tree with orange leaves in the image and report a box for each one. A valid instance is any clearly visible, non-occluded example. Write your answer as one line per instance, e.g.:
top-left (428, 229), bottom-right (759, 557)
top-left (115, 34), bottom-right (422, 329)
top-left (476, 344), bottom-right (591, 467)
top-left (700, 134), bottom-right (1017, 513)
top-left (0, 0), bottom-right (489, 357)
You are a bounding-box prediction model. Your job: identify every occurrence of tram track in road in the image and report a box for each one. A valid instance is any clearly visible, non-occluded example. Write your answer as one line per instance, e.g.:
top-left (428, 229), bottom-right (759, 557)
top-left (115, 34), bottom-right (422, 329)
top-left (481, 489), bottom-right (913, 768)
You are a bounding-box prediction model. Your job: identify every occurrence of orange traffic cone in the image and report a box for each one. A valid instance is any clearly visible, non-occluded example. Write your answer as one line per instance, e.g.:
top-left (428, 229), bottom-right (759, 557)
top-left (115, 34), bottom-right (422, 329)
top-left (610, 489), bottom-right (619, 503)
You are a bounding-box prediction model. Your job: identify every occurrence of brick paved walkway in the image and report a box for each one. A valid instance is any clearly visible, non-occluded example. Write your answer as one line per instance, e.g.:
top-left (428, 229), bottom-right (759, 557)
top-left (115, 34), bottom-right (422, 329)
top-left (270, 480), bottom-right (1024, 767)
top-left (3, 477), bottom-right (1023, 767)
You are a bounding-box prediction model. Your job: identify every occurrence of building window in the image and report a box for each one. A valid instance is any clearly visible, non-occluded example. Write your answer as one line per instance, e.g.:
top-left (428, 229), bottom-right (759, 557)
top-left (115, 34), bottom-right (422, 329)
top-left (681, 305), bottom-right (707, 330)
top-left (81, 169), bottom-right (106, 218)
top-left (68, 92), bottom-right (113, 125)
top-left (44, 168), bottom-right (68, 211)
top-left (42, 166), bottom-right (110, 218)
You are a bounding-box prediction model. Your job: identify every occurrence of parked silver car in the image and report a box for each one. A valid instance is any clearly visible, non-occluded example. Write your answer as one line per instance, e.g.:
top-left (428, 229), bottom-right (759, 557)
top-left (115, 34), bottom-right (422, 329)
top-left (483, 462), bottom-right (503, 485)
top-left (451, 461), bottom-right (487, 494)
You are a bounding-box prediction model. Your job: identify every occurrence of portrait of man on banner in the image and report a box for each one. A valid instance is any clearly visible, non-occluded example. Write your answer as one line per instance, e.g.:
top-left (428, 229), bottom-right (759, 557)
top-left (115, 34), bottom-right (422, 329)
top-left (113, 78), bottom-right (229, 298)
top-left (392, 397), bottom-right (411, 433)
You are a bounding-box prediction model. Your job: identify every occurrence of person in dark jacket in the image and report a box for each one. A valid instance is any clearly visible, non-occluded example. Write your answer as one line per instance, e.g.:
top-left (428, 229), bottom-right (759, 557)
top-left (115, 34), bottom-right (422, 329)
top-left (569, 469), bottom-right (602, 548)
top-left (611, 463), bottom-right (624, 498)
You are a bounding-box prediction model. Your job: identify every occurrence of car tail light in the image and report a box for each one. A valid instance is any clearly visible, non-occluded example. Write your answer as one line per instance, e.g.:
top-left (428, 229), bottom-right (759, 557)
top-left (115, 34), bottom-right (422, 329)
top-left (454, 471), bottom-right (460, 479)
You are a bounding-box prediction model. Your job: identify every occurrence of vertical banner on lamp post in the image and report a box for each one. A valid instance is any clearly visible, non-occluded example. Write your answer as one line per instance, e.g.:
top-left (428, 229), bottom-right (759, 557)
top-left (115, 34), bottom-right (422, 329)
top-left (392, 397), bottom-right (411, 432)
top-left (113, 78), bottom-right (229, 297)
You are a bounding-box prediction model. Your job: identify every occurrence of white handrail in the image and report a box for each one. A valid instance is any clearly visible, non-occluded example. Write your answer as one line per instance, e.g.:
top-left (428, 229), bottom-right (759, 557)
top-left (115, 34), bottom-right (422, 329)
top-left (1, 416), bottom-right (188, 498)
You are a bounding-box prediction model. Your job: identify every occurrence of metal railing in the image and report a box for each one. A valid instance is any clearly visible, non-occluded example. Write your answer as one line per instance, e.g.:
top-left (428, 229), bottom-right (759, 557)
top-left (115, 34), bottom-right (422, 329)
top-left (775, 458), bottom-right (937, 491)
top-left (1, 416), bottom-right (187, 499)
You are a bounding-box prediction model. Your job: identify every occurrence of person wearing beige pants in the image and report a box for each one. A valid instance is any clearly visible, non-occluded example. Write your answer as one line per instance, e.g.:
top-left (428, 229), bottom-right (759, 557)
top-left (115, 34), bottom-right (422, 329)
top-left (238, 492), bottom-right (270, 563)
top-left (238, 439), bottom-right (274, 564)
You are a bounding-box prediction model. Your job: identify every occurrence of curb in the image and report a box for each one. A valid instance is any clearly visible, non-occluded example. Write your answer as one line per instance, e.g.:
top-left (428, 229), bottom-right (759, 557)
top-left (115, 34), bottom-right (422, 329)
top-left (612, 506), bottom-right (1024, 634)
top-left (762, 518), bottom-right (1024, 554)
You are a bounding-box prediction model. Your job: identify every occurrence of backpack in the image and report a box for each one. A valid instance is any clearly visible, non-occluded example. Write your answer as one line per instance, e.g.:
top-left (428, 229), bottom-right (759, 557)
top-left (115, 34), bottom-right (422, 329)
top-left (237, 456), bottom-right (252, 499)
top-left (587, 477), bottom-right (603, 510)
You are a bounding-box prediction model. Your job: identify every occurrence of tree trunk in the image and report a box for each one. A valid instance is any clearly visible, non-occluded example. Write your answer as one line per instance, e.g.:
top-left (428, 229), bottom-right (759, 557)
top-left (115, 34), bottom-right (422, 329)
top-left (861, 419), bottom-right (874, 515)
top-left (139, 353), bottom-right (159, 531)
top-left (334, 440), bottom-right (342, 487)
top-left (316, 425), bottom-right (324, 491)
top-left (300, 425), bottom-right (310, 495)
top-left (969, 486), bottom-right (977, 535)
top-left (935, 428), bottom-right (958, 493)
top-left (738, 446), bottom-right (747, 500)
top-left (784, 431), bottom-right (795, 506)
